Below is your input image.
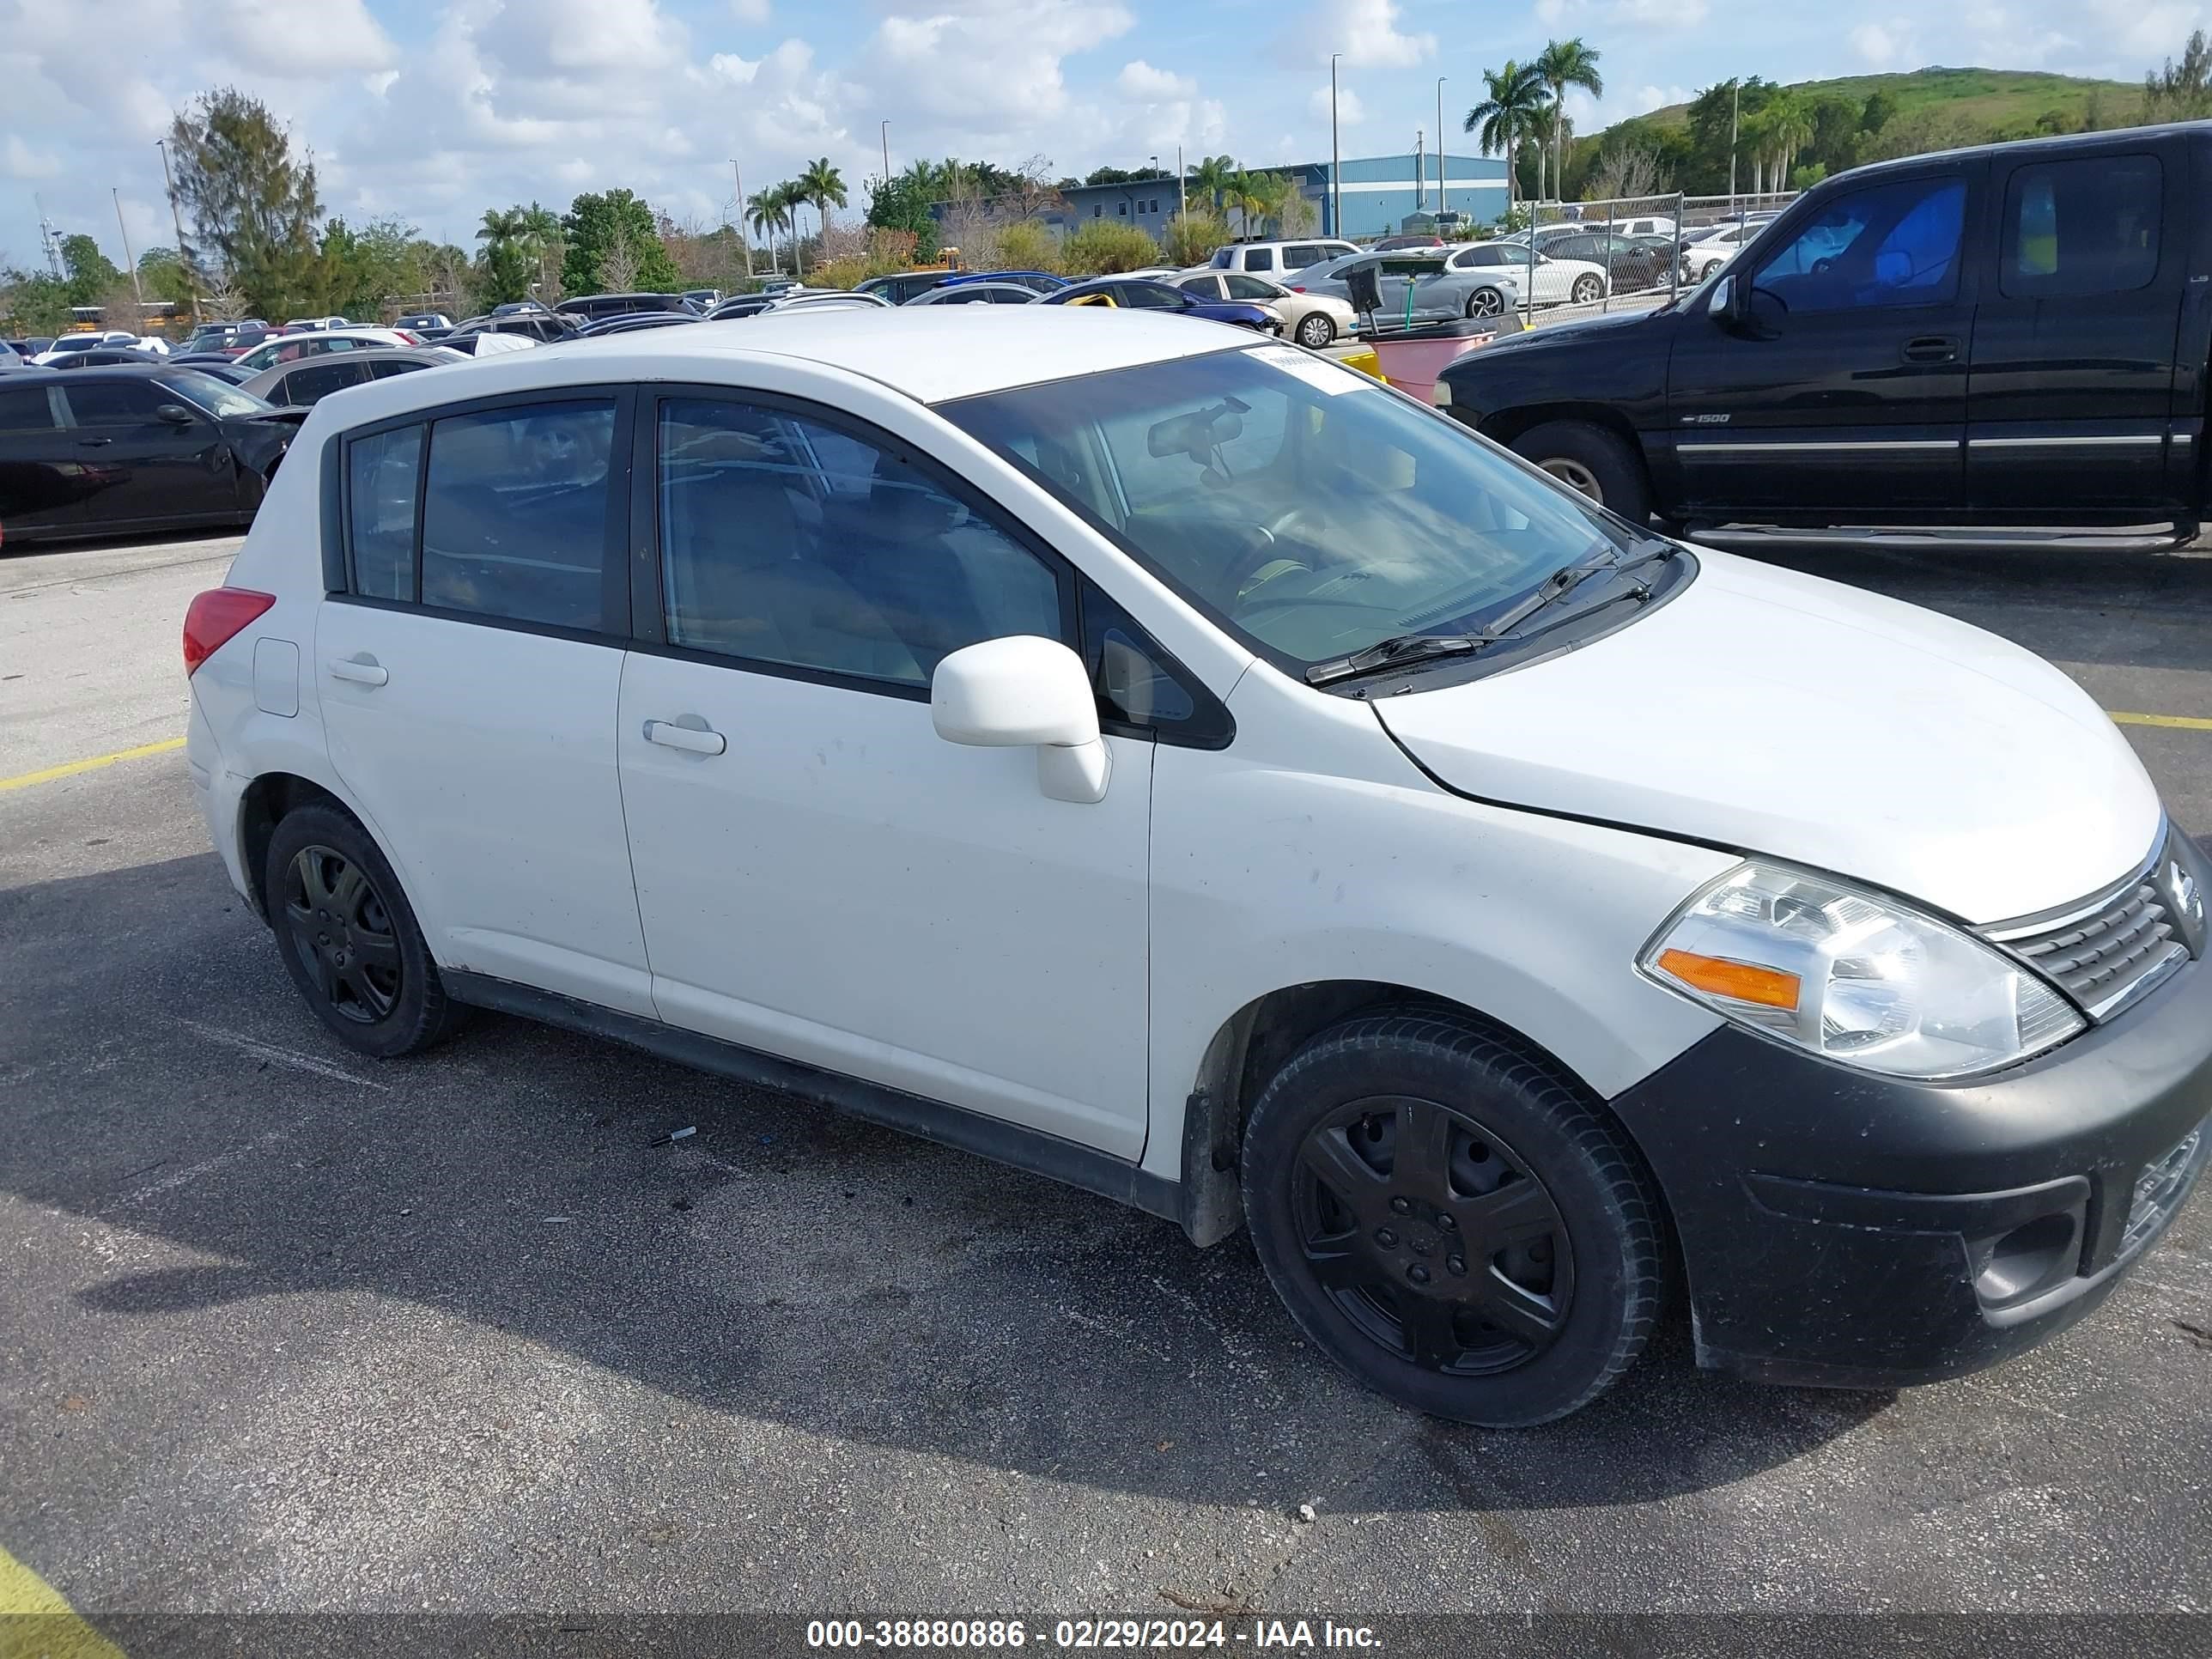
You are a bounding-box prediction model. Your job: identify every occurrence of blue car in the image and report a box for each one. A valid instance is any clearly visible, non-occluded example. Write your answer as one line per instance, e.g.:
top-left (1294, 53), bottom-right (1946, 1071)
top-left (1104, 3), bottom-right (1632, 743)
top-left (940, 269), bottom-right (1067, 294)
top-left (1039, 277), bottom-right (1279, 332)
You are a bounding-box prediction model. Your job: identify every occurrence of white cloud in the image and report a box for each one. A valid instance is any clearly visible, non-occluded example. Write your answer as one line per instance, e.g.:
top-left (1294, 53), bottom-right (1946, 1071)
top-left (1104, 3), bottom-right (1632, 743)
top-left (1613, 0), bottom-right (1710, 25)
top-left (205, 0), bottom-right (396, 73)
top-left (1119, 60), bottom-right (1196, 100)
top-left (1, 133), bottom-right (62, 179)
top-left (1309, 0), bottom-right (1435, 68)
top-left (730, 0), bottom-right (771, 20)
top-left (866, 0), bottom-right (1134, 128)
top-left (1850, 21), bottom-right (1911, 66)
top-left (1310, 84), bottom-right (1365, 125)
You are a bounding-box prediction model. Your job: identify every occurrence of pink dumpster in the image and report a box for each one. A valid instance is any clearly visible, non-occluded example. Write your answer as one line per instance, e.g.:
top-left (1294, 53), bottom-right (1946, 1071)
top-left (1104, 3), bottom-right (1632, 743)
top-left (1359, 317), bottom-right (1518, 404)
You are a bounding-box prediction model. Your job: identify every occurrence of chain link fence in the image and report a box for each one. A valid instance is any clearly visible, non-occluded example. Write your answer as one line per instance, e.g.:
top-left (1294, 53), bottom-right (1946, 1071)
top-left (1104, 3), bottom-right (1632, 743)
top-left (1503, 190), bottom-right (1801, 325)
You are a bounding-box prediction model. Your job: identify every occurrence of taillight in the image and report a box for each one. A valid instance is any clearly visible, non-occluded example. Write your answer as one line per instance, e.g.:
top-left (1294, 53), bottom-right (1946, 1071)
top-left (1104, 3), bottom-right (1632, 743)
top-left (1289, 285), bottom-right (1306, 293)
top-left (184, 586), bottom-right (275, 676)
top-left (392, 329), bottom-right (420, 344)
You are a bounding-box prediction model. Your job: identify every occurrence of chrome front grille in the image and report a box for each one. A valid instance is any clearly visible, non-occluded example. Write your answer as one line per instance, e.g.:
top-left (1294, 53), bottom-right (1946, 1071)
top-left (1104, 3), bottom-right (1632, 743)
top-left (1984, 837), bottom-right (2191, 1021)
top-left (2124, 1123), bottom-right (2206, 1255)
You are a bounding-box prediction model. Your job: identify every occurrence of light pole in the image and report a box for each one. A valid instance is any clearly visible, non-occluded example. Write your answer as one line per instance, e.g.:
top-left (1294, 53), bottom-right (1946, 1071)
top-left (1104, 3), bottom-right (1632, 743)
top-left (1729, 79), bottom-right (1740, 209)
top-left (730, 159), bottom-right (753, 276)
top-left (1176, 143), bottom-right (1186, 217)
top-left (881, 121), bottom-right (890, 188)
top-left (112, 188), bottom-right (143, 318)
top-left (1437, 77), bottom-right (1448, 217)
top-left (1329, 53), bottom-right (1343, 239)
top-left (155, 138), bottom-right (200, 322)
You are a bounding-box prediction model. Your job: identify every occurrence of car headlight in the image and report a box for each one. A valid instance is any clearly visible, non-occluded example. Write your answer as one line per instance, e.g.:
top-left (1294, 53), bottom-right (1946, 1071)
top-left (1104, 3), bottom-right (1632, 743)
top-left (1639, 862), bottom-right (2085, 1079)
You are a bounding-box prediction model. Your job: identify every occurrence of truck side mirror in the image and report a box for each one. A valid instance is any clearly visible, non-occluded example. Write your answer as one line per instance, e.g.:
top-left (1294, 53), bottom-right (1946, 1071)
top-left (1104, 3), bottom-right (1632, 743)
top-left (1709, 274), bottom-right (1738, 325)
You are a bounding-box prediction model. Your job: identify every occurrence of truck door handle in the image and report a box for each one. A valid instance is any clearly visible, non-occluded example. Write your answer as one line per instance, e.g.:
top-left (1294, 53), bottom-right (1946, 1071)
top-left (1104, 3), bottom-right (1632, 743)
top-left (1902, 336), bottom-right (1958, 363)
top-left (643, 717), bottom-right (726, 757)
top-left (328, 655), bottom-right (388, 687)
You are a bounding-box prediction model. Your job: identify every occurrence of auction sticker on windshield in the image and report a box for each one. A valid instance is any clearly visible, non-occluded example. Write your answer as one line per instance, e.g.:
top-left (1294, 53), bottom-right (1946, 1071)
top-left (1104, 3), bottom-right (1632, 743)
top-left (1246, 343), bottom-right (1366, 395)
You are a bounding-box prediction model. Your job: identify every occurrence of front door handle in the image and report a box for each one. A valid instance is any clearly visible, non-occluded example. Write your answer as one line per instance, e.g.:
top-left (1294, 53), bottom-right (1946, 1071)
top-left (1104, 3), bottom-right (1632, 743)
top-left (643, 717), bottom-right (726, 757)
top-left (328, 655), bottom-right (388, 687)
top-left (77, 435), bottom-right (114, 447)
top-left (1902, 336), bottom-right (1958, 363)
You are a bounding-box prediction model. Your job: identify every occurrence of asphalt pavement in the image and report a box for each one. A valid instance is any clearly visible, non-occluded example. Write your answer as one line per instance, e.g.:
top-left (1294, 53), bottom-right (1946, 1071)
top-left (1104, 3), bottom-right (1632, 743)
top-left (2, 531), bottom-right (2209, 1630)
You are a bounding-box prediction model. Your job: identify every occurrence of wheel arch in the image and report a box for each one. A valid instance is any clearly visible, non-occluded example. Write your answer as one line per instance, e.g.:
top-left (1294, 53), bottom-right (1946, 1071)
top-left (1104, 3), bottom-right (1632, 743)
top-left (1477, 401), bottom-right (1645, 457)
top-left (236, 771), bottom-right (368, 922)
top-left (1175, 978), bottom-right (1664, 1249)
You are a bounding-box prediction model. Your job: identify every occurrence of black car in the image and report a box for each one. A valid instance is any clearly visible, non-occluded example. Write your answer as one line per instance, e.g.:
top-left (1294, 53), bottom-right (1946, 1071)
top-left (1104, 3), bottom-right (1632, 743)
top-left (1537, 231), bottom-right (1672, 293)
top-left (571, 312), bottom-right (702, 338)
top-left (558, 291), bottom-right (694, 323)
top-left (50, 348), bottom-right (167, 369)
top-left (0, 366), bottom-right (304, 548)
top-left (855, 270), bottom-right (956, 305)
top-left (447, 312), bottom-right (576, 345)
top-left (1437, 123), bottom-right (2212, 534)
top-left (1040, 277), bottom-right (1281, 332)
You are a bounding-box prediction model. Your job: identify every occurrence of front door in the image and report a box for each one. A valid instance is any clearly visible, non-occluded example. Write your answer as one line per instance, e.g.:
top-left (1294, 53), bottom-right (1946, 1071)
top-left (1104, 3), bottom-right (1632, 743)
top-left (1966, 143), bottom-right (2185, 518)
top-left (616, 390), bottom-right (1153, 1158)
top-left (57, 377), bottom-right (240, 529)
top-left (316, 390), bottom-right (654, 1016)
top-left (1666, 163), bottom-right (1980, 520)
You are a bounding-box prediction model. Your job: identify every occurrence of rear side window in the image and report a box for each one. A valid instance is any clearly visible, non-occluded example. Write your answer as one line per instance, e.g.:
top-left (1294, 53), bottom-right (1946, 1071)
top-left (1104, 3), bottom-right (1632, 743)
top-left (2002, 155), bottom-right (2160, 299)
top-left (1285, 245), bottom-right (1322, 268)
top-left (368, 357), bottom-right (433, 380)
top-left (0, 386), bottom-right (57, 432)
top-left (1247, 247), bottom-right (1276, 271)
top-left (283, 360), bottom-right (372, 405)
top-left (418, 401), bottom-right (617, 629)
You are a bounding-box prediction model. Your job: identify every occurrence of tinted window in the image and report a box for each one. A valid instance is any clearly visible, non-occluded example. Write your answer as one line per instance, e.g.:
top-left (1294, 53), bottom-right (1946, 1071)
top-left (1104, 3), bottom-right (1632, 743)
top-left (368, 356), bottom-right (434, 380)
top-left (1756, 175), bottom-right (1966, 313)
top-left (282, 360), bottom-right (372, 405)
top-left (1248, 247), bottom-right (1275, 270)
top-left (1224, 274), bottom-right (1278, 301)
top-left (1117, 283), bottom-right (1182, 310)
top-left (939, 289), bottom-right (992, 305)
top-left (657, 396), bottom-right (1062, 688)
top-left (348, 425), bottom-right (421, 601)
top-left (987, 288), bottom-right (1032, 304)
top-left (0, 386), bottom-right (55, 433)
top-left (419, 401), bottom-right (616, 629)
top-left (1285, 246), bottom-right (1322, 267)
top-left (64, 381), bottom-right (166, 426)
top-left (2002, 155), bottom-right (2160, 299)
top-left (1083, 583), bottom-right (1199, 731)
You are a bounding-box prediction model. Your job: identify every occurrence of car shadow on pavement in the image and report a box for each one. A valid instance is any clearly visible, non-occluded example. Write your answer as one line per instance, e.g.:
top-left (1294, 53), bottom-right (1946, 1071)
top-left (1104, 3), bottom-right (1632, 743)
top-left (2, 851), bottom-right (1887, 1515)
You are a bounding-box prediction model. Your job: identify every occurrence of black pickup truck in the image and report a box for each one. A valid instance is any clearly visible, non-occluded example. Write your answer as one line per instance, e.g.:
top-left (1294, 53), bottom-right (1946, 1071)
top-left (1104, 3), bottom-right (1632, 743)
top-left (1437, 123), bottom-right (2212, 539)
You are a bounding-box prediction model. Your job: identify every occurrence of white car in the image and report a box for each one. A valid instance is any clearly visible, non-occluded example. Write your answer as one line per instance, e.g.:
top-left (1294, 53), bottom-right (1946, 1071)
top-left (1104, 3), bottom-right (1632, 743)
top-left (1444, 242), bottom-right (1612, 308)
top-left (33, 331), bottom-right (139, 364)
top-left (1209, 238), bottom-right (1359, 278)
top-left (233, 328), bottom-right (418, 374)
top-left (1683, 222), bottom-right (1765, 280)
top-left (184, 310), bottom-right (2212, 1428)
top-left (1174, 269), bottom-right (1357, 348)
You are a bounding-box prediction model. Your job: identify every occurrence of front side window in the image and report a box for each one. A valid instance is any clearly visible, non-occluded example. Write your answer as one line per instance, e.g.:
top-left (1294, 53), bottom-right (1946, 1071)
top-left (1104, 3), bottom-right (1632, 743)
top-left (417, 400), bottom-right (617, 628)
top-left (657, 397), bottom-right (1062, 689)
top-left (1754, 174), bottom-right (1967, 313)
top-left (945, 346), bottom-right (1644, 674)
top-left (2002, 155), bottom-right (2160, 299)
top-left (1117, 283), bottom-right (1182, 310)
top-left (64, 381), bottom-right (166, 426)
top-left (1224, 274), bottom-right (1279, 301)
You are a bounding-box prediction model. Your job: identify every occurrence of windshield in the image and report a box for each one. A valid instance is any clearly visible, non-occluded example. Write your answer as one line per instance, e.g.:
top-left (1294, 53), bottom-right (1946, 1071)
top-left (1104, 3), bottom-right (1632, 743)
top-left (51, 337), bottom-right (102, 352)
top-left (161, 369), bottom-right (271, 418)
top-left (943, 345), bottom-right (1638, 672)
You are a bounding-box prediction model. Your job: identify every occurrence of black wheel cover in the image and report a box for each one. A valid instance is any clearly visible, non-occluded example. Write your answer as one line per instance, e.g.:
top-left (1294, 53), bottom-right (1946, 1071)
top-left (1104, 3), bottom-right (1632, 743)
top-left (283, 845), bottom-right (403, 1024)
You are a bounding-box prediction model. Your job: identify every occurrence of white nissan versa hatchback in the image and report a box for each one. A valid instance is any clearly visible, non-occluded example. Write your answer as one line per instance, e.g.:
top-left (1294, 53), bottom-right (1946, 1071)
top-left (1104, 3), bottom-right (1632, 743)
top-left (183, 310), bottom-right (2212, 1426)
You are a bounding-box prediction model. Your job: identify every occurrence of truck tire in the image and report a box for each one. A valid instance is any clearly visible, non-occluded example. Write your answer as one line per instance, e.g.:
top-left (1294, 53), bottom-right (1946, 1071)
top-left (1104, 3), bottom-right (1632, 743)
top-left (1510, 420), bottom-right (1651, 522)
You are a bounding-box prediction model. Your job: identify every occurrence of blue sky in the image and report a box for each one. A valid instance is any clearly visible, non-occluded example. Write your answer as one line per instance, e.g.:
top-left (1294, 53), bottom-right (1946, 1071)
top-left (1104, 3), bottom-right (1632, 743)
top-left (1, 0), bottom-right (2201, 276)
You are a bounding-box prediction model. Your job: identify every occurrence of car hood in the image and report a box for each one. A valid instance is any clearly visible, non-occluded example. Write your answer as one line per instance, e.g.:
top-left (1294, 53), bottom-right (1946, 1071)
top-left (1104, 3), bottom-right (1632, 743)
top-left (1370, 550), bottom-right (2161, 926)
top-left (1468, 306), bottom-right (1654, 356)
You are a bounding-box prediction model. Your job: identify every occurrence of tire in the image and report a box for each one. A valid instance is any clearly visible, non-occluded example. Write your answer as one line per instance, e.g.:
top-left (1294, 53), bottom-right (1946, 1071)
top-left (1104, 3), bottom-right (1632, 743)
top-left (1294, 311), bottom-right (1336, 348)
top-left (264, 804), bottom-right (462, 1059)
top-left (1465, 286), bottom-right (1506, 319)
top-left (1241, 1014), bottom-right (1664, 1427)
top-left (1508, 419), bottom-right (1651, 521)
top-left (1570, 274), bottom-right (1603, 306)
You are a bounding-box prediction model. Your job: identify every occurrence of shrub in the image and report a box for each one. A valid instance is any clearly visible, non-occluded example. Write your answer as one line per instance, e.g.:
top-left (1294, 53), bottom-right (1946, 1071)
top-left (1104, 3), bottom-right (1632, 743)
top-left (1061, 220), bottom-right (1161, 276)
top-left (994, 219), bottom-right (1063, 274)
top-left (1164, 210), bottom-right (1231, 268)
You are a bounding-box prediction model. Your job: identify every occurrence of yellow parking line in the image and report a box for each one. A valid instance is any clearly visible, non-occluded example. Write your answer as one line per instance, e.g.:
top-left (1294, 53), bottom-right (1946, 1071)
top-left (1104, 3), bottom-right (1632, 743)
top-left (0, 1541), bottom-right (125, 1656)
top-left (0, 738), bottom-right (184, 793)
top-left (2111, 710), bottom-right (2212, 732)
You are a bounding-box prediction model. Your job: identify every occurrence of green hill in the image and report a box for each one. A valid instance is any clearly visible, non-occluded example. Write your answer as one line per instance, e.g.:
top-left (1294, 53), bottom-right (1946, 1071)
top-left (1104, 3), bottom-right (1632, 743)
top-left (1629, 67), bottom-right (2141, 135)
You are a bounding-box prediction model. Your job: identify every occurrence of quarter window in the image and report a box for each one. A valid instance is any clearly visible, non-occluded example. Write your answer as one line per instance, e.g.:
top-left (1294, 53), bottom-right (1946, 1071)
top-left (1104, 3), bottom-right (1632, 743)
top-left (656, 397), bottom-right (1063, 689)
top-left (347, 425), bottom-right (422, 602)
top-left (2002, 155), bottom-right (2160, 299)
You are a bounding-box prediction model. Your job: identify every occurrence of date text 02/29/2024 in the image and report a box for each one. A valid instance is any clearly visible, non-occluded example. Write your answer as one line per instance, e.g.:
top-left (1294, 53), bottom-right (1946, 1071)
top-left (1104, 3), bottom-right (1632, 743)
top-left (805, 1619), bottom-right (1383, 1650)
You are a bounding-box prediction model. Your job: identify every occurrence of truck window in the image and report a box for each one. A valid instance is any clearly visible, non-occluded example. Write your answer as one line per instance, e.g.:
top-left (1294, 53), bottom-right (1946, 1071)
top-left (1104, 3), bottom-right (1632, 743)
top-left (1754, 175), bottom-right (1966, 314)
top-left (2001, 155), bottom-right (2160, 299)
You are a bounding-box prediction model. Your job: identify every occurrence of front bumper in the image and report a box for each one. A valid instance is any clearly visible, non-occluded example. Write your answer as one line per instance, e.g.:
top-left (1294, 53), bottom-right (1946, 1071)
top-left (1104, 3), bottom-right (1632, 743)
top-left (1608, 953), bottom-right (2212, 1388)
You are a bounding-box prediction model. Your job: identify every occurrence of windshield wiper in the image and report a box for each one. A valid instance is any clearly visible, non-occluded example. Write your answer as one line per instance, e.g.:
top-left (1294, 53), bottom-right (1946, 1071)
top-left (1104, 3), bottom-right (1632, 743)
top-left (1305, 632), bottom-right (1480, 686)
top-left (1486, 538), bottom-right (1678, 637)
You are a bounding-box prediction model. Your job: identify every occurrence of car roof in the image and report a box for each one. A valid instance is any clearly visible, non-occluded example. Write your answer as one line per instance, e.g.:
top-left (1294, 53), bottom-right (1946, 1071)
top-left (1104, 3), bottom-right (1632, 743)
top-left (291, 308), bottom-right (1243, 417)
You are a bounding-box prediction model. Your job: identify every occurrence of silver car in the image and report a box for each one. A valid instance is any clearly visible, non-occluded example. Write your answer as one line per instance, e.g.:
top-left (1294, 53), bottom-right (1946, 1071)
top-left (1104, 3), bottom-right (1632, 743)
top-left (242, 345), bottom-right (468, 408)
top-left (1289, 250), bottom-right (1518, 322)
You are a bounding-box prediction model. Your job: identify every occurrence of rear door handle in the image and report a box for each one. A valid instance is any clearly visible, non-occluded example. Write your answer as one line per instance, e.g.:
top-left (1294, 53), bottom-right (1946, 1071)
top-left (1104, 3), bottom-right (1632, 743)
top-left (1902, 336), bottom-right (1958, 363)
top-left (328, 655), bottom-right (388, 687)
top-left (643, 717), bottom-right (726, 756)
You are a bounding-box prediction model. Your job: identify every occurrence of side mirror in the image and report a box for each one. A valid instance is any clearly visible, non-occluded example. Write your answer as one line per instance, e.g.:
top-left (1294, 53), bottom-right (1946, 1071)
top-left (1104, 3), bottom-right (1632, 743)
top-left (1708, 274), bottom-right (1736, 322)
top-left (931, 635), bottom-right (1110, 804)
top-left (155, 404), bottom-right (198, 425)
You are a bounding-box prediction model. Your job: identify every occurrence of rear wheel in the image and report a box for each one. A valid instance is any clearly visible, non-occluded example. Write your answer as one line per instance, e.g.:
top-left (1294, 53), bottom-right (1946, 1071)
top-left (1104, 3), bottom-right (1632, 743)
top-left (1466, 287), bottom-right (1505, 319)
top-left (1242, 1014), bottom-right (1664, 1426)
top-left (1295, 311), bottom-right (1336, 348)
top-left (264, 805), bottom-right (461, 1058)
top-left (1508, 419), bottom-right (1651, 522)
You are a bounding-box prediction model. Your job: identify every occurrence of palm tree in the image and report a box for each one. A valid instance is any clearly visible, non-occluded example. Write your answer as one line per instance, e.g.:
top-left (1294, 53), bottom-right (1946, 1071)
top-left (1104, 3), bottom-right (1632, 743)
top-left (1188, 154), bottom-right (1238, 216)
top-left (747, 187), bottom-right (793, 273)
top-left (1466, 61), bottom-right (1547, 223)
top-left (797, 157), bottom-right (848, 243)
top-left (1535, 38), bottom-right (1603, 204)
top-left (1223, 169), bottom-right (1266, 238)
top-left (1758, 94), bottom-right (1814, 196)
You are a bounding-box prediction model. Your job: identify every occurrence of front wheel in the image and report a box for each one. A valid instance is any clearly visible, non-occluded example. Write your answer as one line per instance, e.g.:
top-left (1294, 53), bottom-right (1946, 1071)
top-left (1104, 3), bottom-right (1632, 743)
top-left (1242, 1015), bottom-right (1665, 1426)
top-left (1508, 419), bottom-right (1652, 521)
top-left (1295, 311), bottom-right (1336, 348)
top-left (1466, 287), bottom-right (1506, 319)
top-left (1569, 274), bottom-right (1603, 306)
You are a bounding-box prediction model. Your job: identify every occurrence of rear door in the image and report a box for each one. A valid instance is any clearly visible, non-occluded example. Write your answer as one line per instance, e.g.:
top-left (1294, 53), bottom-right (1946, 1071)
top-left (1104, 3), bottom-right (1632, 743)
top-left (1966, 142), bottom-right (2185, 516)
top-left (58, 377), bottom-right (238, 528)
top-left (1666, 161), bottom-right (1980, 520)
top-left (317, 387), bottom-right (654, 1015)
top-left (0, 383), bottom-right (82, 540)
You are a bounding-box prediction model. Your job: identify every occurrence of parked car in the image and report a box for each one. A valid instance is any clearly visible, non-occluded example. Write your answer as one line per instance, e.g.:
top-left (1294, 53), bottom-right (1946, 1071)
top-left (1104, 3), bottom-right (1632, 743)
top-left (243, 345), bottom-right (469, 407)
top-left (1211, 238), bottom-right (1359, 277)
top-left (683, 288), bottom-right (721, 309)
top-left (180, 308), bottom-right (2210, 1428)
top-left (282, 316), bottom-right (349, 332)
top-left (939, 270), bottom-right (1067, 295)
top-left (855, 270), bottom-right (957, 305)
top-left (1175, 270), bottom-right (1356, 348)
top-left (1680, 221), bottom-right (1763, 280)
top-left (572, 313), bottom-right (705, 337)
top-left (0, 341), bottom-right (26, 374)
top-left (1291, 250), bottom-right (1518, 321)
top-left (1373, 234), bottom-right (1445, 251)
top-left (707, 296), bottom-right (778, 320)
top-left (1040, 277), bottom-right (1281, 332)
top-left (0, 365), bottom-right (301, 546)
top-left (904, 282), bottom-right (1042, 307)
top-left (1437, 125), bottom-right (2212, 534)
top-left (432, 330), bottom-right (538, 357)
top-left (1446, 243), bottom-right (1611, 308)
top-left (179, 322), bottom-right (274, 358)
top-left (233, 328), bottom-right (416, 374)
top-left (559, 292), bottom-right (695, 323)
top-left (33, 331), bottom-right (139, 365)
top-left (394, 312), bottom-right (455, 332)
top-left (167, 359), bottom-right (258, 386)
top-left (1535, 231), bottom-right (1674, 293)
top-left (7, 337), bottom-right (56, 358)
top-left (451, 311), bottom-right (576, 344)
top-left (48, 347), bottom-right (165, 369)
